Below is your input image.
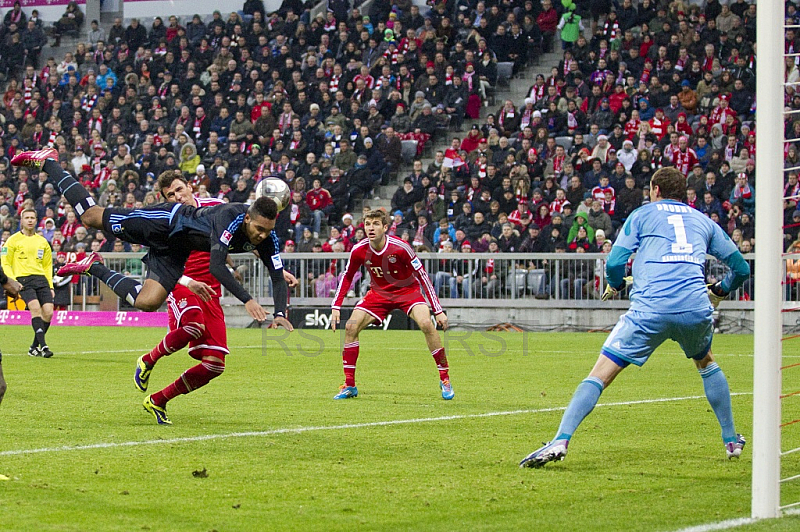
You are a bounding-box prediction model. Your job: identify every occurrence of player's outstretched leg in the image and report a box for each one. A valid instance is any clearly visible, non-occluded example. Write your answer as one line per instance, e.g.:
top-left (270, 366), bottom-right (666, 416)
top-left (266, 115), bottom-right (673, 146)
top-left (695, 351), bottom-right (744, 458)
top-left (144, 352), bottom-right (225, 424)
top-left (135, 307), bottom-right (205, 392)
top-left (520, 376), bottom-right (604, 468)
top-left (409, 305), bottom-right (453, 400)
top-left (58, 253), bottom-right (143, 307)
top-left (521, 354), bottom-right (624, 468)
top-left (11, 150), bottom-right (103, 228)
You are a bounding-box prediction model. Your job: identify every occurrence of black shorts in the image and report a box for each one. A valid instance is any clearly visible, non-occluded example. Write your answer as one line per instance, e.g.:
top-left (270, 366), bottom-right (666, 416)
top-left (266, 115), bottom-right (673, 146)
top-left (142, 250), bottom-right (190, 293)
top-left (102, 204), bottom-right (183, 254)
top-left (17, 275), bottom-right (53, 306)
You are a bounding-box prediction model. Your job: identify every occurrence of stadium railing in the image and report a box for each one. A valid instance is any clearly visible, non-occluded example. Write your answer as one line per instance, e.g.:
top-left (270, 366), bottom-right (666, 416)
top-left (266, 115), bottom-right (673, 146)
top-left (78, 252), bottom-right (760, 311)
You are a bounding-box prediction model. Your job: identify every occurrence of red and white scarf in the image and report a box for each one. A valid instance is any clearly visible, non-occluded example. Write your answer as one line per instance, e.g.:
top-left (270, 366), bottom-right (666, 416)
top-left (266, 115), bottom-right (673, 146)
top-left (732, 183), bottom-right (753, 201)
top-left (81, 94), bottom-right (98, 113)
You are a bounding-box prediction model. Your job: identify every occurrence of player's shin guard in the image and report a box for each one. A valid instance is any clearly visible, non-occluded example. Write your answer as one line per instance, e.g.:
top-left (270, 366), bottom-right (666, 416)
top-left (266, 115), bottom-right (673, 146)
top-left (555, 376), bottom-right (605, 441)
top-left (699, 362), bottom-right (737, 442)
top-left (31, 316), bottom-right (47, 348)
top-left (150, 358), bottom-right (225, 407)
top-left (143, 311), bottom-right (204, 366)
top-left (342, 341), bottom-right (359, 386)
top-left (88, 263), bottom-right (142, 306)
top-left (431, 347), bottom-right (449, 380)
top-left (44, 159), bottom-right (96, 218)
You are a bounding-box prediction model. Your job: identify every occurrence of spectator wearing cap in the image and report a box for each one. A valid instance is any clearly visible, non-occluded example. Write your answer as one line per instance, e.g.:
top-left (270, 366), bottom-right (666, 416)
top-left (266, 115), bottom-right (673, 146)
top-left (648, 108), bottom-right (670, 140)
top-left (391, 178), bottom-right (421, 216)
top-left (730, 172), bottom-right (755, 216)
top-left (590, 135), bottom-right (611, 164)
top-left (678, 80), bottom-right (698, 114)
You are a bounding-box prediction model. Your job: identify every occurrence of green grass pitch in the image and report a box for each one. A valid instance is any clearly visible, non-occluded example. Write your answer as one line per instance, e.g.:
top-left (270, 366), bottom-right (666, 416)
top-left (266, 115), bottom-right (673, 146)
top-left (1, 325), bottom-right (800, 531)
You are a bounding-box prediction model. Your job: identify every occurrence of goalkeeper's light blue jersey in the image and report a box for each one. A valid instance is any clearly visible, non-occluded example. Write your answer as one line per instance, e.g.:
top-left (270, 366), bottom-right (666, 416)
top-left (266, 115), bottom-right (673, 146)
top-left (613, 200), bottom-right (739, 313)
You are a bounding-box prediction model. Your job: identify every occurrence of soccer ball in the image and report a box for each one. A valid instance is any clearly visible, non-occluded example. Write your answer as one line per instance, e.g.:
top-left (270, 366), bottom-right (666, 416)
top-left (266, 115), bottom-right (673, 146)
top-left (254, 177), bottom-right (291, 212)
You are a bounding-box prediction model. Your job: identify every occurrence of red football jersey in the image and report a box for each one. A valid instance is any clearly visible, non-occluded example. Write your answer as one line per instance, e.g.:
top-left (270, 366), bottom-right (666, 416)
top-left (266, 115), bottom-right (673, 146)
top-left (181, 196), bottom-right (225, 289)
top-left (332, 235), bottom-right (443, 314)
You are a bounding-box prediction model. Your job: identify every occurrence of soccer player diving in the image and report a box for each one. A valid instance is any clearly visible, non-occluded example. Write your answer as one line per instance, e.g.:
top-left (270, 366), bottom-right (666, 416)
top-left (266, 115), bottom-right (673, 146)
top-left (133, 171), bottom-right (296, 424)
top-left (520, 167), bottom-right (751, 468)
top-left (11, 149), bottom-right (288, 326)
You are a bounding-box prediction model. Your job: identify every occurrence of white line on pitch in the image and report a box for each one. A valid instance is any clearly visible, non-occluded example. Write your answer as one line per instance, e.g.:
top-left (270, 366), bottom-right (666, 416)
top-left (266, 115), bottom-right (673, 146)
top-left (0, 393), bottom-right (750, 457)
top-left (670, 508), bottom-right (800, 532)
top-left (1, 348), bottom-right (770, 357)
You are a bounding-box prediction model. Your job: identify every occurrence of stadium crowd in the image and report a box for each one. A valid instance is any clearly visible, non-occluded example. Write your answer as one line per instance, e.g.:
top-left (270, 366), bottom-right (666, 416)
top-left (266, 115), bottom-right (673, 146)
top-left (0, 0), bottom-right (779, 302)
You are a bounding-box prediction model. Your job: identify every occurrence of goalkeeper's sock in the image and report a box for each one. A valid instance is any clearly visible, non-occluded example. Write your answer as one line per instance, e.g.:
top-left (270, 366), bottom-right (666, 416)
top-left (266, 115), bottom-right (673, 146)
top-left (699, 363), bottom-right (737, 442)
top-left (554, 376), bottom-right (604, 441)
top-left (431, 347), bottom-right (449, 381)
top-left (88, 263), bottom-right (142, 306)
top-left (44, 159), bottom-right (96, 217)
top-left (342, 341), bottom-right (359, 387)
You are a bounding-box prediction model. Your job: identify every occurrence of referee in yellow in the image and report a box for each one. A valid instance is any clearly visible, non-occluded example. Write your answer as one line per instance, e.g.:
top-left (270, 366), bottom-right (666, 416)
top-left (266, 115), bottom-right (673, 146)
top-left (1, 209), bottom-right (56, 358)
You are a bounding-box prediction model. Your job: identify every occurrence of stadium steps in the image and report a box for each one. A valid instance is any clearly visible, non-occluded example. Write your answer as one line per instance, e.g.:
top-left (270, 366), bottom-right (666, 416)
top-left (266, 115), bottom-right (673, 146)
top-left (352, 48), bottom-right (565, 216)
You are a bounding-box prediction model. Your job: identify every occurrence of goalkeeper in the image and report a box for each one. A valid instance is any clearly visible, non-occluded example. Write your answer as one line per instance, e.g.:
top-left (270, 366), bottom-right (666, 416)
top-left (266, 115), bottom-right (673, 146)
top-left (520, 167), bottom-right (751, 468)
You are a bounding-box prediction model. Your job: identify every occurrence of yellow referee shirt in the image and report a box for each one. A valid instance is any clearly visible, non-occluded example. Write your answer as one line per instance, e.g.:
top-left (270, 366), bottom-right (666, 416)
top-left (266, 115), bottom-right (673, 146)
top-left (1, 231), bottom-right (53, 288)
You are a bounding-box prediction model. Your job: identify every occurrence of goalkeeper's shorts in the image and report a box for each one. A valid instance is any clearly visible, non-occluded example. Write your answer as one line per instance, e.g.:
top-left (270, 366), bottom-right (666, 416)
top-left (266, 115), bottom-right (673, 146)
top-left (600, 309), bottom-right (714, 367)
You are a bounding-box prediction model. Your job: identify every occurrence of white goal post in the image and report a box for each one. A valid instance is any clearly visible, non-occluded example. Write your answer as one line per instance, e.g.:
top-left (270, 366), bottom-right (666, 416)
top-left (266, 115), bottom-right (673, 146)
top-left (752, 0), bottom-right (784, 519)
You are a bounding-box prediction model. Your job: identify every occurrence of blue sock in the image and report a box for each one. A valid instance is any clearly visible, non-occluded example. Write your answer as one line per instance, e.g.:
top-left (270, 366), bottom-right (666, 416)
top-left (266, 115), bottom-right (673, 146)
top-left (555, 376), bottom-right (604, 441)
top-left (699, 363), bottom-right (737, 442)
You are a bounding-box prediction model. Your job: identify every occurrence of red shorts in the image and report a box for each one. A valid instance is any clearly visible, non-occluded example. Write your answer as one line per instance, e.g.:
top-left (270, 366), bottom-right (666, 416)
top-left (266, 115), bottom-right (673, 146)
top-left (167, 285), bottom-right (228, 359)
top-left (354, 289), bottom-right (429, 322)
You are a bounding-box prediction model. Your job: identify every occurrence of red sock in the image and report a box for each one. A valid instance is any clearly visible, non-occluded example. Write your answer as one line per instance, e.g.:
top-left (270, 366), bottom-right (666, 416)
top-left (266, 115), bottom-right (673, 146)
top-left (432, 348), bottom-right (449, 381)
top-left (342, 341), bottom-right (359, 386)
top-left (143, 315), bottom-right (204, 366)
top-left (150, 360), bottom-right (225, 407)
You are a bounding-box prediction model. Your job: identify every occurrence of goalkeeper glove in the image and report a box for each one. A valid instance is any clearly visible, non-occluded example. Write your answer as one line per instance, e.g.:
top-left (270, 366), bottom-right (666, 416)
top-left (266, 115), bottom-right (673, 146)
top-left (601, 277), bottom-right (633, 301)
top-left (707, 282), bottom-right (728, 309)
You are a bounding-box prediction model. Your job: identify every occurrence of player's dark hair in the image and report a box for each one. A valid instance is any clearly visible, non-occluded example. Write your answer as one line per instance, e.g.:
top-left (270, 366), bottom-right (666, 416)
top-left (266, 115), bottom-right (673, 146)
top-left (249, 196), bottom-right (278, 220)
top-left (363, 209), bottom-right (388, 226)
top-left (156, 170), bottom-right (187, 199)
top-left (651, 167), bottom-right (687, 201)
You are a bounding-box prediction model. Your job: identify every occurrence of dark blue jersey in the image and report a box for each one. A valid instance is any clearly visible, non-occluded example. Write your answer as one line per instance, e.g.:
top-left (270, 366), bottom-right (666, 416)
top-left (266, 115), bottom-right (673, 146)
top-left (172, 203), bottom-right (286, 308)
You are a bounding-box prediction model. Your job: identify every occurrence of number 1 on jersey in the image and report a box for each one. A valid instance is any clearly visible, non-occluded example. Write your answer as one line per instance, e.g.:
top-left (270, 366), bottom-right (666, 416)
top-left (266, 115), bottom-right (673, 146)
top-left (667, 214), bottom-right (693, 254)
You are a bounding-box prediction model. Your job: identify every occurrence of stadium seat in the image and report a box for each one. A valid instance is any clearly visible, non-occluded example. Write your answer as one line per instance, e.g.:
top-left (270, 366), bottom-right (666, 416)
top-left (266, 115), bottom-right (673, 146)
top-left (554, 136), bottom-right (573, 151)
top-left (496, 62), bottom-right (514, 91)
top-left (400, 140), bottom-right (418, 165)
top-left (526, 269), bottom-right (547, 297)
top-left (506, 270), bottom-right (527, 298)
